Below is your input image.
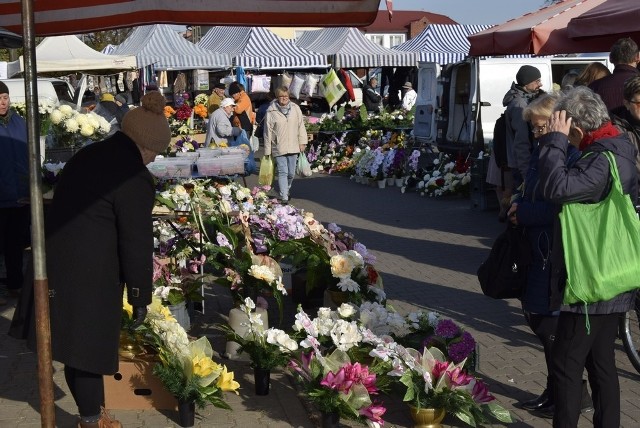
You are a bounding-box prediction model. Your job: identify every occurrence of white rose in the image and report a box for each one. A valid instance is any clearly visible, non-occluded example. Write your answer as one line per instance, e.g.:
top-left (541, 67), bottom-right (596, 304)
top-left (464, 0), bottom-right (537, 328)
top-left (337, 303), bottom-right (356, 318)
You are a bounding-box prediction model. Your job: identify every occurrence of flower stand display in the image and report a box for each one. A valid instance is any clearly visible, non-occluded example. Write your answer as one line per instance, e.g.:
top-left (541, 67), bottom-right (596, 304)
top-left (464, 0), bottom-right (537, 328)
top-left (223, 306), bottom-right (269, 359)
top-left (103, 356), bottom-right (178, 410)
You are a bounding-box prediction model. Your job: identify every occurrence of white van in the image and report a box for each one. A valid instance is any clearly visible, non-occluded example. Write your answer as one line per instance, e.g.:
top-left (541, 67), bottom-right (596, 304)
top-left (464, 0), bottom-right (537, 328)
top-left (414, 55), bottom-right (611, 152)
top-left (1, 78), bottom-right (75, 106)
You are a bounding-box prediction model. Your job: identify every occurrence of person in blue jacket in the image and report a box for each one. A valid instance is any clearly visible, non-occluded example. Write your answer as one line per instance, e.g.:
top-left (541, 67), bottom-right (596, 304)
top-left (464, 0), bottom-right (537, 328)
top-left (508, 93), bottom-right (591, 419)
top-left (0, 81), bottom-right (29, 303)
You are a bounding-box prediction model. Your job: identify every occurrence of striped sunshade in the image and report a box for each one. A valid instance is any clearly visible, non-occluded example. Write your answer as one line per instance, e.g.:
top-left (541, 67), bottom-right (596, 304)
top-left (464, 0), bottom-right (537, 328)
top-left (198, 26), bottom-right (328, 70)
top-left (393, 24), bottom-right (492, 64)
top-left (110, 24), bottom-right (231, 70)
top-left (296, 27), bottom-right (417, 68)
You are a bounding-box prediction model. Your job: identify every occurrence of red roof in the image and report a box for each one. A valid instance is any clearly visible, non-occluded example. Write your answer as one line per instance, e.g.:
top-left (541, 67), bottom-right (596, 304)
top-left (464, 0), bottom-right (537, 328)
top-left (359, 10), bottom-right (457, 32)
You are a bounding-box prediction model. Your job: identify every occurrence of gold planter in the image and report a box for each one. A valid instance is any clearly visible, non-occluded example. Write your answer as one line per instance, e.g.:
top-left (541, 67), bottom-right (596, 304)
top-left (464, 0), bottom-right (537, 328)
top-left (408, 406), bottom-right (446, 428)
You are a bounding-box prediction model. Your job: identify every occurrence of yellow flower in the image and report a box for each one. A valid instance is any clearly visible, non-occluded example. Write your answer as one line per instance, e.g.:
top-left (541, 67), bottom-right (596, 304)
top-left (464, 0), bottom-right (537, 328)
top-left (192, 355), bottom-right (220, 378)
top-left (216, 365), bottom-right (240, 394)
top-left (122, 295), bottom-right (133, 319)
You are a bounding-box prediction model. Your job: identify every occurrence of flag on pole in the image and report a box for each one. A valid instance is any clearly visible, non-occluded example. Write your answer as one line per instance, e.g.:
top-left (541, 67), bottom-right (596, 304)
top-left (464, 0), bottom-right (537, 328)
top-left (386, 0), bottom-right (393, 22)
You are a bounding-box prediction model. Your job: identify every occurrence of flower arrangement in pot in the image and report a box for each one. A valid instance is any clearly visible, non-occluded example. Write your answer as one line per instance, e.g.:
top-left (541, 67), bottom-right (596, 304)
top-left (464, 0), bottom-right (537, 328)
top-left (216, 297), bottom-right (299, 395)
top-left (288, 304), bottom-right (387, 427)
top-left (372, 343), bottom-right (512, 427)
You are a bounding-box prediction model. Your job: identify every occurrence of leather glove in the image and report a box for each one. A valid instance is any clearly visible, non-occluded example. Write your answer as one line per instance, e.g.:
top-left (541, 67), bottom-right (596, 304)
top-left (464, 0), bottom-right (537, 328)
top-left (130, 306), bottom-right (148, 330)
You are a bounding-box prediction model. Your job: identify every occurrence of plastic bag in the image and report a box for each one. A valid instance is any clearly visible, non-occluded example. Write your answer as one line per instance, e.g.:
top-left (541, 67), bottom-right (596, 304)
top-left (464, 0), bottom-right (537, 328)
top-left (296, 153), bottom-right (312, 177)
top-left (258, 156), bottom-right (274, 186)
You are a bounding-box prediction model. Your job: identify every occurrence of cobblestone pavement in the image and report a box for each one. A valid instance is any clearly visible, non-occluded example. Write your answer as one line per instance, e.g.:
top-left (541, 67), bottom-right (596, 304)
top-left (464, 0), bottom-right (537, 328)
top-left (1, 173), bottom-right (639, 427)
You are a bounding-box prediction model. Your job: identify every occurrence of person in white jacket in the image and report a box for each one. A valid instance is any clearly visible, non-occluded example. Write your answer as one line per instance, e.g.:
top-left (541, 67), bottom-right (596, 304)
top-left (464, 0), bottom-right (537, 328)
top-left (263, 86), bottom-right (307, 203)
top-left (402, 81), bottom-right (417, 110)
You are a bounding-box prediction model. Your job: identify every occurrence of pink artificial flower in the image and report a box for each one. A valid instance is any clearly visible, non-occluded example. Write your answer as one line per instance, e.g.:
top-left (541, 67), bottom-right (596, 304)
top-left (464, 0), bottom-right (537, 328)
top-left (471, 380), bottom-right (495, 403)
top-left (447, 367), bottom-right (473, 388)
top-left (359, 403), bottom-right (386, 424)
top-left (321, 367), bottom-right (350, 391)
top-left (301, 351), bottom-right (314, 371)
top-left (432, 361), bottom-right (449, 380)
top-left (343, 363), bottom-right (378, 395)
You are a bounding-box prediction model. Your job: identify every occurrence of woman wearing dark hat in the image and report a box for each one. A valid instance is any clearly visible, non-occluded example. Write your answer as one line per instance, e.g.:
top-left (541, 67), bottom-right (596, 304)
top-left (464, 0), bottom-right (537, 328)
top-left (44, 91), bottom-right (171, 428)
top-left (0, 80), bottom-right (29, 305)
top-left (401, 81), bottom-right (417, 110)
top-left (228, 82), bottom-right (255, 136)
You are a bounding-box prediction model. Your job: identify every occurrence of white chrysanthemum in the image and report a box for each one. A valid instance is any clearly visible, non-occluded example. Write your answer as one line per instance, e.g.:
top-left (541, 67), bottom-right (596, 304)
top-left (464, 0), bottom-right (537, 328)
top-left (87, 113), bottom-right (101, 129)
top-left (50, 109), bottom-right (65, 125)
top-left (336, 277), bottom-right (360, 293)
top-left (64, 118), bottom-right (79, 133)
top-left (80, 123), bottom-right (95, 137)
top-left (58, 104), bottom-right (74, 116)
top-left (75, 114), bottom-right (89, 126)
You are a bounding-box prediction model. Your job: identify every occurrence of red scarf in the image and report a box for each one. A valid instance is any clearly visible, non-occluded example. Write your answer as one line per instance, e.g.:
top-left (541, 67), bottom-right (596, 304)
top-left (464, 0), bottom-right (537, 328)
top-left (579, 121), bottom-right (620, 151)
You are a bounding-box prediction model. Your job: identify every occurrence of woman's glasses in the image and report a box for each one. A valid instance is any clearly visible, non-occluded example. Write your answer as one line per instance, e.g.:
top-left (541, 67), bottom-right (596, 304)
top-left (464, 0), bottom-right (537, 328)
top-left (531, 124), bottom-right (547, 135)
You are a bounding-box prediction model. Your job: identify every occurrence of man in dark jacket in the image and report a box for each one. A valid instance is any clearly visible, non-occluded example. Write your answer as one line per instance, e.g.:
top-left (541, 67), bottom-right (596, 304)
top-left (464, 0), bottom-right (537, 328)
top-left (589, 37), bottom-right (640, 113)
top-left (362, 77), bottom-right (382, 112)
top-left (504, 65), bottom-right (544, 188)
top-left (538, 86), bottom-right (638, 428)
top-left (611, 75), bottom-right (640, 199)
top-left (46, 92), bottom-right (171, 428)
top-left (0, 81), bottom-right (29, 304)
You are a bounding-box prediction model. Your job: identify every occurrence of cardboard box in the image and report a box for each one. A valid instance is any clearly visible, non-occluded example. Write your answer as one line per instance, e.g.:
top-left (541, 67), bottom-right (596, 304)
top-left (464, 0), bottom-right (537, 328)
top-left (104, 357), bottom-right (177, 410)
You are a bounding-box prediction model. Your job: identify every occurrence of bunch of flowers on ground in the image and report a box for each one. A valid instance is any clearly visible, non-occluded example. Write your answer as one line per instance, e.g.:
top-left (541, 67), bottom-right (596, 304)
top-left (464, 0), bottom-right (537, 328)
top-left (405, 153), bottom-right (472, 197)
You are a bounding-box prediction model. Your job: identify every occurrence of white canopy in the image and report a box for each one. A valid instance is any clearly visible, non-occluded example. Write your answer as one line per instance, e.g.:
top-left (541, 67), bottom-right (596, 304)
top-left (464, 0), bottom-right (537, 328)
top-left (12, 35), bottom-right (136, 74)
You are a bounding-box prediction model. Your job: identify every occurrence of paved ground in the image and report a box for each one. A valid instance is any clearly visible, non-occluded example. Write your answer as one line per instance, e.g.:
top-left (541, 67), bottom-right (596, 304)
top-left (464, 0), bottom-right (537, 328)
top-left (1, 172), bottom-right (640, 427)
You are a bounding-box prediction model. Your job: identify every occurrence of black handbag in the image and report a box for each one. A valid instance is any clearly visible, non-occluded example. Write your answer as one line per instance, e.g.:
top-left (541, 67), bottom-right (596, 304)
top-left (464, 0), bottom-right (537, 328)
top-left (477, 225), bottom-right (531, 299)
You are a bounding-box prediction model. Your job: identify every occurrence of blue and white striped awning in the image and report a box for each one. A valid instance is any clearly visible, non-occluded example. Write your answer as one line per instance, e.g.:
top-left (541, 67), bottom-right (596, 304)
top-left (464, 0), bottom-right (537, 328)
top-left (296, 27), bottom-right (417, 68)
top-left (393, 24), bottom-right (492, 64)
top-left (110, 24), bottom-right (231, 70)
top-left (198, 26), bottom-right (328, 70)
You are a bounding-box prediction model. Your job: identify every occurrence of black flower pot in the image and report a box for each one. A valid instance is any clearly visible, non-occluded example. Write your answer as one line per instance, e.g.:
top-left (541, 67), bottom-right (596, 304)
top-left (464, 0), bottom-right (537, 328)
top-left (320, 410), bottom-right (340, 428)
top-left (254, 367), bottom-right (271, 395)
top-left (177, 400), bottom-right (195, 427)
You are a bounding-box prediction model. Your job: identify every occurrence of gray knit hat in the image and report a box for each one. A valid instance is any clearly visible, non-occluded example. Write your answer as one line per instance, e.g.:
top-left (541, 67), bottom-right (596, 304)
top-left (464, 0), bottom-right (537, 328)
top-left (121, 91), bottom-right (171, 154)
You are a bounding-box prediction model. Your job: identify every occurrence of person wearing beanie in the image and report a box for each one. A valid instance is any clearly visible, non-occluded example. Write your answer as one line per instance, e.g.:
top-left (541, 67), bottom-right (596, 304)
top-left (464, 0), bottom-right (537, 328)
top-left (42, 91), bottom-right (170, 428)
top-left (208, 83), bottom-right (226, 115)
top-left (228, 81), bottom-right (255, 136)
top-left (0, 79), bottom-right (29, 305)
top-left (502, 64), bottom-right (544, 189)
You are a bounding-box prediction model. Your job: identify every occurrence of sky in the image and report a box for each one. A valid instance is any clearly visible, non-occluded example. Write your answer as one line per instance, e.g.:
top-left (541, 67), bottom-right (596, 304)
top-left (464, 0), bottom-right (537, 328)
top-left (387, 0), bottom-right (548, 25)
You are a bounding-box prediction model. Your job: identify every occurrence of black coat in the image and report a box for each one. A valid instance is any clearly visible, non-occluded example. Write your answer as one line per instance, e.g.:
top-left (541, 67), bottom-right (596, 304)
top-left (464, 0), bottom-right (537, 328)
top-left (47, 132), bottom-right (155, 374)
top-left (538, 131), bottom-right (638, 314)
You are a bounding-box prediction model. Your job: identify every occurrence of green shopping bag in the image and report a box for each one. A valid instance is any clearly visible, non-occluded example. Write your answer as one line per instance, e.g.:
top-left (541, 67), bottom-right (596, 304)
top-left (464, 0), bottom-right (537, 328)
top-left (561, 151), bottom-right (640, 305)
top-left (258, 155), bottom-right (274, 186)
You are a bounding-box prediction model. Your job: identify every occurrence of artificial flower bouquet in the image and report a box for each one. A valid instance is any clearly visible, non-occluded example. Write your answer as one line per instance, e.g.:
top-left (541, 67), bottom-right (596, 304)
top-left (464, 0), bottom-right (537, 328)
top-left (216, 297), bottom-right (298, 370)
top-left (288, 304), bottom-right (387, 427)
top-left (167, 134), bottom-right (206, 154)
top-left (12, 99), bottom-right (56, 135)
top-left (152, 256), bottom-right (204, 307)
top-left (48, 104), bottom-right (111, 148)
top-left (122, 296), bottom-right (240, 409)
top-left (372, 344), bottom-right (511, 427)
top-left (41, 161), bottom-right (65, 197)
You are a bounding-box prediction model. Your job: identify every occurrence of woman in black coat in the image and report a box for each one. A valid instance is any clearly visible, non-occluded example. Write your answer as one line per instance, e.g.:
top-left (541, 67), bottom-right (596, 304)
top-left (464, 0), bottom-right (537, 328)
top-left (47, 92), bottom-right (171, 428)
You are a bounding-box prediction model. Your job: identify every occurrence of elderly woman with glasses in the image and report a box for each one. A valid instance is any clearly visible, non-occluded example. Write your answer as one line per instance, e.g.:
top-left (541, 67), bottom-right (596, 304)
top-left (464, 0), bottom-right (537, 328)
top-left (508, 93), bottom-right (591, 419)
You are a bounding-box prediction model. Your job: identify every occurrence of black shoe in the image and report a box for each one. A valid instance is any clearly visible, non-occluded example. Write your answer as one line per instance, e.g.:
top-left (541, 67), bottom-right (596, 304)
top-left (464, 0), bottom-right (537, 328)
top-left (519, 389), bottom-right (550, 410)
top-left (535, 402), bottom-right (554, 419)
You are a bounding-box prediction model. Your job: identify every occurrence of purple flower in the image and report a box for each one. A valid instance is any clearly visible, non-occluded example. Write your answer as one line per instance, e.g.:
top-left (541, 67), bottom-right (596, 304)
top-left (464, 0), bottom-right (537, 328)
top-left (447, 332), bottom-right (476, 363)
top-left (435, 319), bottom-right (460, 339)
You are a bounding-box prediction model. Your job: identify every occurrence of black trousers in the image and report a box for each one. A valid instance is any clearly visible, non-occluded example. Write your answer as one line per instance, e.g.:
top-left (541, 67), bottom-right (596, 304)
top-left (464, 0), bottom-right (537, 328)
top-left (64, 365), bottom-right (104, 417)
top-left (524, 312), bottom-right (558, 397)
top-left (0, 206), bottom-right (30, 289)
top-left (551, 312), bottom-right (619, 428)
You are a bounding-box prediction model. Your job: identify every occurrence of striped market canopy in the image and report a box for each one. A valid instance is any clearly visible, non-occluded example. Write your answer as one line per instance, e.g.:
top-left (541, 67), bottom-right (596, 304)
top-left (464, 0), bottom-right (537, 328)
top-left (198, 26), bottom-right (328, 70)
top-left (109, 25), bottom-right (231, 70)
top-left (296, 27), bottom-right (417, 68)
top-left (393, 24), bottom-right (492, 64)
top-left (0, 0), bottom-right (381, 36)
